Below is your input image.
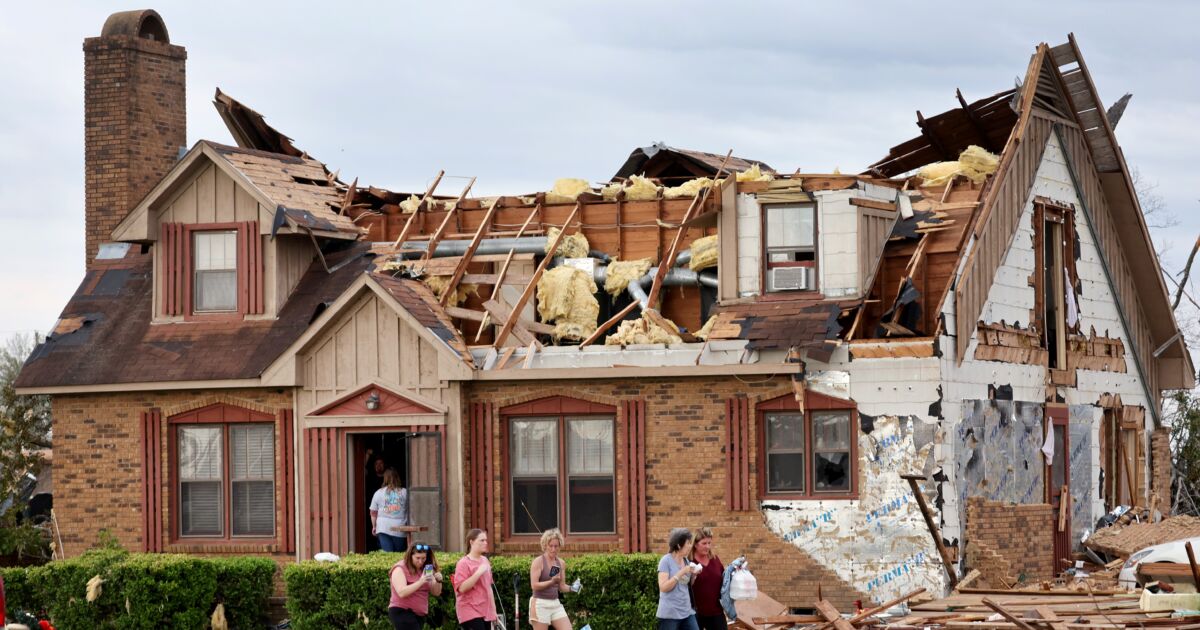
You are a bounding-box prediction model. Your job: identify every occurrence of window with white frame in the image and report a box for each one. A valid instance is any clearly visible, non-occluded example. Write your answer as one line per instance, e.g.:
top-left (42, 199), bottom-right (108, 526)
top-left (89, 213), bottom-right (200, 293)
top-left (193, 230), bottom-right (238, 312)
top-left (764, 203), bottom-right (817, 292)
top-left (510, 415), bottom-right (615, 535)
top-left (178, 423), bottom-right (275, 537)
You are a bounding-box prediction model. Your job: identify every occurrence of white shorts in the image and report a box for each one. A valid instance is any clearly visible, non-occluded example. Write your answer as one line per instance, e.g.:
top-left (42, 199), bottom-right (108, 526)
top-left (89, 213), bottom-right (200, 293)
top-left (531, 596), bottom-right (568, 624)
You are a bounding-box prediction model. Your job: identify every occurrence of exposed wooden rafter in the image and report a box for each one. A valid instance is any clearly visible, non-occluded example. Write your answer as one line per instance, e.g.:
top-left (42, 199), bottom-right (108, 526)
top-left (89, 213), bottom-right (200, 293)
top-left (491, 202), bottom-right (580, 349)
top-left (421, 176), bottom-right (476, 262)
top-left (916, 110), bottom-right (954, 161)
top-left (440, 197), bottom-right (500, 306)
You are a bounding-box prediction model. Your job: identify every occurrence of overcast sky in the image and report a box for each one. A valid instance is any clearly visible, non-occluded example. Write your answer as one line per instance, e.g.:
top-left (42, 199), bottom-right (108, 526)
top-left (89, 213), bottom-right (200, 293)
top-left (1, 1), bottom-right (1198, 340)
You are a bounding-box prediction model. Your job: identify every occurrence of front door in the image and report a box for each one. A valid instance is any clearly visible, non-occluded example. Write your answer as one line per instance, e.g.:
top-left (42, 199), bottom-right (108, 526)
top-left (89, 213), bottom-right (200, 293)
top-left (1046, 407), bottom-right (1070, 574)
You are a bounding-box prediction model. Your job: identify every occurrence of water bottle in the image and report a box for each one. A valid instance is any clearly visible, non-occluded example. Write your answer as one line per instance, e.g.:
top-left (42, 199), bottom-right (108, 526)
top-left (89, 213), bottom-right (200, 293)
top-left (571, 578), bottom-right (582, 593)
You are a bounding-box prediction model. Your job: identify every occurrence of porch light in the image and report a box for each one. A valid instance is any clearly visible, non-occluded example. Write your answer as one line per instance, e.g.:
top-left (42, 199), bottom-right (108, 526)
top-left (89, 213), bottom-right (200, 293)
top-left (365, 391), bottom-right (381, 411)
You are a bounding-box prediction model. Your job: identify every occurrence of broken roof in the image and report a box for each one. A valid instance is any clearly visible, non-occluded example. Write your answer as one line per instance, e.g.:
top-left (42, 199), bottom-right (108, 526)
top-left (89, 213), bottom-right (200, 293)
top-left (613, 142), bottom-right (772, 181)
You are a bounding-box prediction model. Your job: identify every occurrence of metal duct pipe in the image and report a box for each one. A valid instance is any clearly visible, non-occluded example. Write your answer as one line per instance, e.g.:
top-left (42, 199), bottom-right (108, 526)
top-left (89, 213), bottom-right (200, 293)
top-left (394, 236), bottom-right (548, 259)
top-left (674, 250), bottom-right (692, 267)
top-left (624, 267), bottom-right (718, 308)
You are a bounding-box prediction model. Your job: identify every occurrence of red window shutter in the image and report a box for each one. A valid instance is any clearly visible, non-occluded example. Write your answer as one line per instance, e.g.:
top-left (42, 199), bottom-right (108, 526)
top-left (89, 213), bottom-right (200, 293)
top-left (161, 223), bottom-right (185, 317)
top-left (726, 397), bottom-right (752, 511)
top-left (468, 402), bottom-right (496, 533)
top-left (140, 409), bottom-right (163, 552)
top-left (620, 399), bottom-right (648, 552)
top-left (237, 221), bottom-right (264, 315)
top-left (278, 409), bottom-right (296, 554)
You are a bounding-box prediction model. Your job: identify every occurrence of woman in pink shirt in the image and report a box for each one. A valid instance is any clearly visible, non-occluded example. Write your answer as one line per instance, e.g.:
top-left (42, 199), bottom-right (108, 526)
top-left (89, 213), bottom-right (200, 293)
top-left (388, 543), bottom-right (443, 630)
top-left (454, 529), bottom-right (498, 630)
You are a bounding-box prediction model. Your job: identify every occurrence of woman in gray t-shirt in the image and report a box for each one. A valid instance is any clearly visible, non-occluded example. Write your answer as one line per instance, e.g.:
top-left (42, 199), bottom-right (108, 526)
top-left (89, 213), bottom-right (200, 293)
top-left (656, 527), bottom-right (700, 630)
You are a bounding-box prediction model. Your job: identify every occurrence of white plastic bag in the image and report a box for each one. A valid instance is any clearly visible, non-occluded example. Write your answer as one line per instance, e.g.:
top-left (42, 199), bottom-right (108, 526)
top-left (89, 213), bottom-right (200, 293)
top-left (730, 568), bottom-right (758, 600)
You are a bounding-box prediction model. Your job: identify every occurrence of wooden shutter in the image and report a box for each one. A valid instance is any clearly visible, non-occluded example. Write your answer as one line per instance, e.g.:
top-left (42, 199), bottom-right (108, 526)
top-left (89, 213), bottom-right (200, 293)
top-left (238, 221), bottom-right (264, 315)
top-left (278, 409), bottom-right (296, 554)
top-left (726, 396), bottom-right (753, 511)
top-left (468, 402), bottom-right (496, 533)
top-left (160, 223), bottom-right (186, 316)
top-left (305, 427), bottom-right (348, 557)
top-left (620, 399), bottom-right (648, 553)
top-left (140, 409), bottom-right (164, 552)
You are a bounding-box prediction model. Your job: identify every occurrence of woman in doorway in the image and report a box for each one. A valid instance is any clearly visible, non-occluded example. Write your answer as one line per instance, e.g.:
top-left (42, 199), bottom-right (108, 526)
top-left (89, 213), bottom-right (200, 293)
top-left (689, 528), bottom-right (725, 630)
top-left (388, 543), bottom-right (443, 630)
top-left (529, 528), bottom-right (572, 630)
top-left (657, 527), bottom-right (700, 630)
top-left (454, 529), bottom-right (497, 630)
top-left (371, 468), bottom-right (410, 552)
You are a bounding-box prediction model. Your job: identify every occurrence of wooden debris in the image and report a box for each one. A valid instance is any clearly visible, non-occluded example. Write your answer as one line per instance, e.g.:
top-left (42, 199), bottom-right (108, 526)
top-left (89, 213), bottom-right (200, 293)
top-left (903, 473), bottom-right (959, 588)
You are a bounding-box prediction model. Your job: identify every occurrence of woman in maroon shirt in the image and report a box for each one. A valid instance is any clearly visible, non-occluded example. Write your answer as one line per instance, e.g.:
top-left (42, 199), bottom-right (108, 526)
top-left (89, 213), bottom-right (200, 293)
top-left (689, 527), bottom-right (725, 630)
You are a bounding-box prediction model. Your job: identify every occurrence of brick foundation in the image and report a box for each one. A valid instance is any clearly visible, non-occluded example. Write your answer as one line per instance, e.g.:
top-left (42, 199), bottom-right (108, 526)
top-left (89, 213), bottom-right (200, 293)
top-left (965, 497), bottom-right (1054, 586)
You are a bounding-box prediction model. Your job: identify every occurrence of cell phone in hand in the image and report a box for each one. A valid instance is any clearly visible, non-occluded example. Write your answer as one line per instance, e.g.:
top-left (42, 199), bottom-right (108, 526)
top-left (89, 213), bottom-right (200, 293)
top-left (549, 566), bottom-right (560, 578)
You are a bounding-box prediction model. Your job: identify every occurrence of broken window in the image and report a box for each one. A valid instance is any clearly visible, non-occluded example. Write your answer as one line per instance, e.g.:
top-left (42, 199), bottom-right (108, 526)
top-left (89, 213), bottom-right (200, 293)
top-left (193, 230), bottom-right (238, 312)
top-left (759, 391), bottom-right (857, 498)
top-left (177, 420), bottom-right (275, 538)
top-left (1100, 405), bottom-right (1145, 509)
top-left (509, 414), bottom-right (615, 535)
top-left (764, 203), bottom-right (817, 292)
top-left (1033, 201), bottom-right (1076, 370)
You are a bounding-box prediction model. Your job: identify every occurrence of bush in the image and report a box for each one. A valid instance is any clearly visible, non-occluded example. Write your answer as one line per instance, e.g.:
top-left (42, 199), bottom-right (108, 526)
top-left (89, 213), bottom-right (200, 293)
top-left (2, 549), bottom-right (276, 629)
top-left (285, 552), bottom-right (660, 630)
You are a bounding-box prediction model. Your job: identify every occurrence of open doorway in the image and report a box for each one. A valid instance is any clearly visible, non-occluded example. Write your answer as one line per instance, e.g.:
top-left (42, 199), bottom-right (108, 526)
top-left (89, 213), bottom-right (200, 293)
top-left (350, 430), bottom-right (444, 553)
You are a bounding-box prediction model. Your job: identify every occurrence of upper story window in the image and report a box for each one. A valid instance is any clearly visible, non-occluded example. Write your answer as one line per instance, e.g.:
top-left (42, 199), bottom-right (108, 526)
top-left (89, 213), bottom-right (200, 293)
top-left (1033, 200), bottom-right (1078, 370)
top-left (764, 203), bottom-right (817, 292)
top-left (193, 230), bottom-right (238, 312)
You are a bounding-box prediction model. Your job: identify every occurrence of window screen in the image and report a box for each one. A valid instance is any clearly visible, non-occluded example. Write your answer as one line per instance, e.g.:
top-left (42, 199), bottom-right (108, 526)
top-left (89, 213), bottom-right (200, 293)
top-left (194, 231), bottom-right (238, 312)
top-left (511, 419), bottom-right (558, 534)
top-left (566, 418), bottom-right (614, 533)
top-left (765, 412), bottom-right (805, 492)
top-left (179, 426), bottom-right (223, 536)
top-left (230, 425), bottom-right (275, 536)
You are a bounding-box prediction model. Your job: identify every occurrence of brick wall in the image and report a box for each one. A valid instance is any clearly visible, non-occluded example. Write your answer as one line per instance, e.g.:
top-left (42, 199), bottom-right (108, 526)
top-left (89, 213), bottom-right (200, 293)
top-left (1150, 427), bottom-right (1172, 514)
top-left (52, 389), bottom-right (291, 564)
top-left (965, 497), bottom-right (1054, 585)
top-left (83, 32), bottom-right (186, 266)
top-left (465, 376), bottom-right (867, 611)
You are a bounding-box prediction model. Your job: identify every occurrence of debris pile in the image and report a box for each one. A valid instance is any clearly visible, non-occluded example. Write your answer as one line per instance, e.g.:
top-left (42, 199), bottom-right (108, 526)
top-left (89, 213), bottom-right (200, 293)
top-left (605, 312), bottom-right (682, 346)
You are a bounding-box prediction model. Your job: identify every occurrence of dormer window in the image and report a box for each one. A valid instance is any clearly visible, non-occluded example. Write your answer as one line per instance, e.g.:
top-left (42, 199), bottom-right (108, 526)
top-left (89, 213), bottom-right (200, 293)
top-left (764, 203), bottom-right (817, 292)
top-left (193, 230), bottom-right (238, 312)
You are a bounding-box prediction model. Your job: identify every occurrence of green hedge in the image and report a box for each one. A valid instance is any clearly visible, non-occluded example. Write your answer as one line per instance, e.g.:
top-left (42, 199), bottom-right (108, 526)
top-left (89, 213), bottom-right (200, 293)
top-left (285, 552), bottom-right (660, 629)
top-left (1, 549), bottom-right (276, 629)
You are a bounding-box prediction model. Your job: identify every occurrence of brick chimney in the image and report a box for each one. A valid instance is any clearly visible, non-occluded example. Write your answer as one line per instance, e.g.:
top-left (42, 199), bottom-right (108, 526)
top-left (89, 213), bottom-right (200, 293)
top-left (83, 10), bottom-right (186, 266)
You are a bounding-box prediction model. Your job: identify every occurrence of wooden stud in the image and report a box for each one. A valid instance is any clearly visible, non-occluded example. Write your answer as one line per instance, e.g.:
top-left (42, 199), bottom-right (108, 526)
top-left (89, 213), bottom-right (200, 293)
top-left (440, 197), bottom-right (500, 306)
top-left (902, 474), bottom-right (958, 587)
top-left (814, 589), bottom-right (927, 630)
top-left (492, 203), bottom-right (580, 349)
top-left (1058, 485), bottom-right (1069, 532)
top-left (980, 599), bottom-right (1038, 630)
top-left (390, 170), bottom-right (444, 253)
top-left (813, 600), bottom-right (854, 630)
top-left (421, 176), bottom-right (476, 262)
top-left (1185, 541), bottom-right (1200, 591)
top-left (579, 300), bottom-right (639, 348)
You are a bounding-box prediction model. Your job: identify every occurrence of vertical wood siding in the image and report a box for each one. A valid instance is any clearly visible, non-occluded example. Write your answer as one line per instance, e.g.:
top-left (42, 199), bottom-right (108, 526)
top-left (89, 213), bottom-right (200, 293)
top-left (620, 399), bottom-right (648, 553)
top-left (140, 409), bottom-right (163, 552)
top-left (955, 117), bottom-right (1053, 362)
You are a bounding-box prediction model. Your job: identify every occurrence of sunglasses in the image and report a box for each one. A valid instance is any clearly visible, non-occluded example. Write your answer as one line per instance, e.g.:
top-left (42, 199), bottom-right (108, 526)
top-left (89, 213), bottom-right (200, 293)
top-left (413, 544), bottom-right (431, 551)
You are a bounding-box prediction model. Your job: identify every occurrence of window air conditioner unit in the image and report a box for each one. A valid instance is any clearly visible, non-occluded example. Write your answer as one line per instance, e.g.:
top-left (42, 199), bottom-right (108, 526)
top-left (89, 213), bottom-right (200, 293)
top-left (768, 266), bottom-right (814, 292)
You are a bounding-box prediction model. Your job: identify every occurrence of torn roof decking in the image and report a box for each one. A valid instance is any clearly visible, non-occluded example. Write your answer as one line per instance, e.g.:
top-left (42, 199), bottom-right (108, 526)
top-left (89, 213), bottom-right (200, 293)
top-left (613, 143), bottom-right (773, 182)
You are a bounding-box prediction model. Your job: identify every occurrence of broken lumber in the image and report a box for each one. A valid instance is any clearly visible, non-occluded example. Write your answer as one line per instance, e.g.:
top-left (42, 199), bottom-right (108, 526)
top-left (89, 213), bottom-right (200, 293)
top-left (814, 588), bottom-right (927, 630)
top-left (902, 474), bottom-right (959, 587)
top-left (390, 170), bottom-right (444, 252)
top-left (1186, 541), bottom-right (1200, 591)
top-left (814, 600), bottom-right (855, 630)
top-left (440, 196), bottom-right (499, 306)
top-left (980, 599), bottom-right (1038, 630)
top-left (422, 176), bottom-right (476, 262)
top-left (492, 203), bottom-right (580, 349)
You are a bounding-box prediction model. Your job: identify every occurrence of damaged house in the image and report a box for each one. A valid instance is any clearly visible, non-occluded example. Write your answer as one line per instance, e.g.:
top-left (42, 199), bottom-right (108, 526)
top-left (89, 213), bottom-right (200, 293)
top-left (16, 10), bottom-right (1194, 610)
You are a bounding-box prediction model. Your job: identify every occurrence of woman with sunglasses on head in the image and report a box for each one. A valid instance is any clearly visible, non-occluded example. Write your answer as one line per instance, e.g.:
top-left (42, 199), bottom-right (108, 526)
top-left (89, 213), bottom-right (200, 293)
top-left (388, 542), bottom-right (443, 630)
top-left (529, 528), bottom-right (572, 630)
top-left (454, 529), bottom-right (497, 630)
top-left (657, 527), bottom-right (700, 630)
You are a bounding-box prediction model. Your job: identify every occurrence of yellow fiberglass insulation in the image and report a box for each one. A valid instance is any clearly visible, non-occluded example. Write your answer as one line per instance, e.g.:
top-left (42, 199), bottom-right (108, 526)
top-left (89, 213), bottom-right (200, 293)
top-left (545, 227), bottom-right (590, 259)
top-left (545, 178), bottom-right (591, 204)
top-left (399, 194), bottom-right (423, 214)
top-left (663, 177), bottom-right (714, 199)
top-left (601, 182), bottom-right (624, 201)
top-left (603, 258), bottom-right (652, 296)
top-left (918, 145), bottom-right (1000, 186)
top-left (736, 163), bottom-right (774, 182)
top-left (694, 314), bottom-right (717, 340)
top-left (624, 175), bottom-right (661, 201)
top-left (422, 275), bottom-right (477, 306)
top-left (957, 145), bottom-right (999, 183)
top-left (537, 266), bottom-right (599, 341)
top-left (687, 235), bottom-right (718, 271)
top-left (605, 313), bottom-right (682, 346)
